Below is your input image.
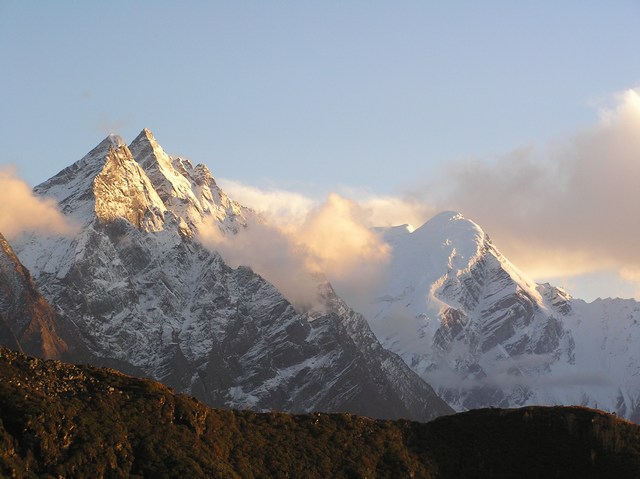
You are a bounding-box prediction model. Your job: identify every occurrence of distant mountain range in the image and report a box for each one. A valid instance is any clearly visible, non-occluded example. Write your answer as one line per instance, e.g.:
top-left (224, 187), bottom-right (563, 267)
top-left (2, 128), bottom-right (639, 422)
top-left (1, 346), bottom-right (638, 478)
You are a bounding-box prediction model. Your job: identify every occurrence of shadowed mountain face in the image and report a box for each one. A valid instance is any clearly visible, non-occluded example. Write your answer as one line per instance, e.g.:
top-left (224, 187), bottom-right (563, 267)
top-left (0, 233), bottom-right (68, 359)
top-left (8, 129), bottom-right (451, 421)
top-left (1, 347), bottom-right (639, 479)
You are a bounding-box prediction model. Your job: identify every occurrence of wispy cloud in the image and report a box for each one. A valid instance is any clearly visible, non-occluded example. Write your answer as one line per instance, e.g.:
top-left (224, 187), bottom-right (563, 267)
top-left (95, 113), bottom-right (133, 136)
top-left (199, 218), bottom-right (322, 310)
top-left (416, 88), bottom-right (640, 290)
top-left (216, 87), bottom-right (640, 301)
top-left (427, 352), bottom-right (611, 391)
top-left (0, 167), bottom-right (78, 239)
top-left (198, 193), bottom-right (391, 311)
top-left (218, 180), bottom-right (435, 231)
top-left (218, 179), bottom-right (316, 226)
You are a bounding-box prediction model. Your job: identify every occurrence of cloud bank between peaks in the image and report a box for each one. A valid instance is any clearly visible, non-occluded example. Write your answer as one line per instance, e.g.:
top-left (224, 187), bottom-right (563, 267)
top-left (217, 87), bottom-right (640, 299)
top-left (198, 193), bottom-right (393, 312)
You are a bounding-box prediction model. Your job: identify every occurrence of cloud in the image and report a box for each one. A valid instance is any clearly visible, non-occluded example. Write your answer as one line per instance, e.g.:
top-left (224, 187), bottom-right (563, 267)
top-left (297, 194), bottom-right (390, 276)
top-left (198, 218), bottom-right (322, 310)
top-left (218, 179), bottom-right (316, 226)
top-left (214, 86), bottom-right (640, 301)
top-left (0, 167), bottom-right (78, 239)
top-left (340, 188), bottom-right (437, 230)
top-left (294, 194), bottom-right (391, 312)
top-left (427, 353), bottom-right (611, 391)
top-left (434, 369), bottom-right (611, 391)
top-left (409, 87), bottom-right (640, 293)
top-left (218, 179), bottom-right (435, 231)
top-left (95, 114), bottom-right (133, 136)
top-left (198, 193), bottom-right (391, 312)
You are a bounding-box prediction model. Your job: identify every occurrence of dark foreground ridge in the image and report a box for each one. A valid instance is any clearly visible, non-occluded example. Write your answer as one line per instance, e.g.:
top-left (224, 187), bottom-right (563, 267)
top-left (1, 347), bottom-right (639, 479)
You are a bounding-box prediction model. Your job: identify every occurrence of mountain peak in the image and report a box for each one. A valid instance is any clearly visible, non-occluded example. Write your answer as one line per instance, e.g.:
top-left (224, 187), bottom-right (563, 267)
top-left (133, 128), bottom-right (164, 150)
top-left (107, 133), bottom-right (125, 146)
top-left (419, 211), bottom-right (468, 229)
top-left (128, 129), bottom-right (182, 200)
top-left (33, 128), bottom-right (251, 236)
top-left (33, 133), bottom-right (128, 212)
top-left (141, 127), bottom-right (155, 139)
top-left (92, 141), bottom-right (168, 232)
top-left (130, 128), bottom-right (167, 162)
top-left (85, 133), bottom-right (126, 159)
top-left (434, 210), bottom-right (464, 221)
top-left (412, 211), bottom-right (485, 248)
top-left (91, 134), bottom-right (126, 154)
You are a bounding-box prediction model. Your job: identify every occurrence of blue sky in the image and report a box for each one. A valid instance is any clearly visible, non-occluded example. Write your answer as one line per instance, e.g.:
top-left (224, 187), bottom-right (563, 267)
top-left (2, 1), bottom-right (638, 189)
top-left (2, 1), bottom-right (640, 300)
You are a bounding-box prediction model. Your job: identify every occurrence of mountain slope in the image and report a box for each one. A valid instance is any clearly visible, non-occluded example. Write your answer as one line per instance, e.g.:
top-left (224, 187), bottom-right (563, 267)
top-left (11, 129), bottom-right (451, 421)
top-left (2, 347), bottom-right (639, 479)
top-left (0, 232), bottom-right (68, 359)
top-left (367, 212), bottom-right (640, 420)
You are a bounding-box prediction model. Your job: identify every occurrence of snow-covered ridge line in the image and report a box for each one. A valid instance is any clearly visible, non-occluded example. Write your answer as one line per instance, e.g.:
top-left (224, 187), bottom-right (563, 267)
top-left (9, 128), bottom-right (452, 422)
top-left (32, 128), bottom-right (251, 238)
top-left (365, 211), bottom-right (640, 421)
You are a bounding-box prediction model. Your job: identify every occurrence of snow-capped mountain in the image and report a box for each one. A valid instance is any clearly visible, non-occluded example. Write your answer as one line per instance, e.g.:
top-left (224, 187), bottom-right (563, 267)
top-left (11, 129), bottom-right (451, 421)
top-left (366, 212), bottom-right (640, 421)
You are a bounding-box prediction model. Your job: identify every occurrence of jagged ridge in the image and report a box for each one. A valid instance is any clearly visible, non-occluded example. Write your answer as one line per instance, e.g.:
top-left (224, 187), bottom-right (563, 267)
top-left (366, 211), bottom-right (640, 421)
top-left (10, 129), bottom-right (451, 421)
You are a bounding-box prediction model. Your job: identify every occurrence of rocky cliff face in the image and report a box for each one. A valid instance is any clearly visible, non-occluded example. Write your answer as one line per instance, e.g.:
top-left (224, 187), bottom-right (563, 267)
top-left (10, 129), bottom-right (451, 421)
top-left (0, 233), bottom-right (69, 359)
top-left (367, 212), bottom-right (640, 420)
